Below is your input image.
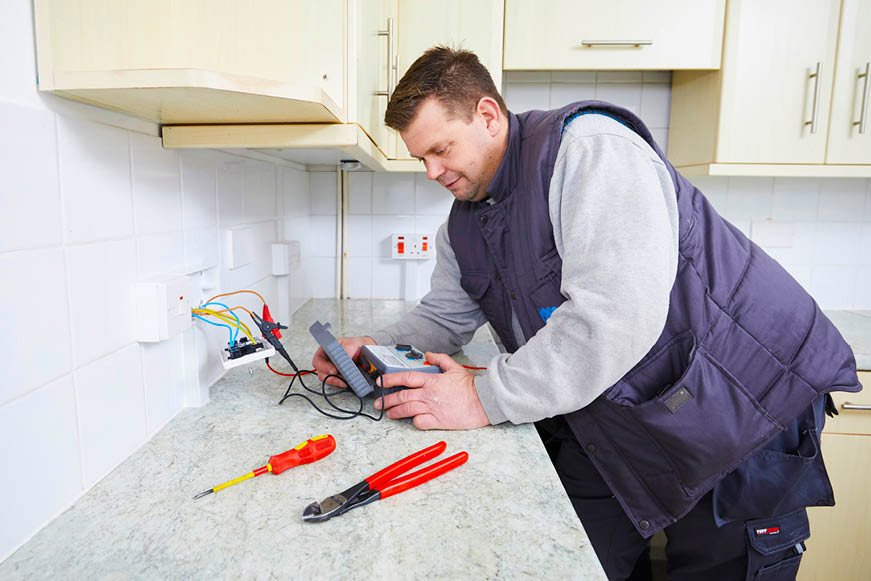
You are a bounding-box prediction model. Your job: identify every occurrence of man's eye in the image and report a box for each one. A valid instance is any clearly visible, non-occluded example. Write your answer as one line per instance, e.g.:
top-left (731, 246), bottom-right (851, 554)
top-left (436, 148), bottom-right (446, 155)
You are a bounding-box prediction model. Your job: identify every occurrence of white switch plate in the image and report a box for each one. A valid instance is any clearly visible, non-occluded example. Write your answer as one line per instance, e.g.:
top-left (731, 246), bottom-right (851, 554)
top-left (223, 227), bottom-right (254, 270)
top-left (136, 275), bottom-right (195, 342)
top-left (391, 233), bottom-right (434, 259)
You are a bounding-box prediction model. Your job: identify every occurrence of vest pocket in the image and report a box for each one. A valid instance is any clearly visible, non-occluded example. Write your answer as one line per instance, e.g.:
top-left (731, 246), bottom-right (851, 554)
top-left (617, 343), bottom-right (783, 495)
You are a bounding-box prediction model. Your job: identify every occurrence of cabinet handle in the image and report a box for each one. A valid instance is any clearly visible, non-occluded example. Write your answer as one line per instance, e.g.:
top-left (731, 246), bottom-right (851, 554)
top-left (805, 62), bottom-right (822, 134)
top-left (376, 17), bottom-right (395, 99)
top-left (854, 61), bottom-right (870, 135)
top-left (842, 402), bottom-right (871, 411)
top-left (580, 40), bottom-right (652, 47)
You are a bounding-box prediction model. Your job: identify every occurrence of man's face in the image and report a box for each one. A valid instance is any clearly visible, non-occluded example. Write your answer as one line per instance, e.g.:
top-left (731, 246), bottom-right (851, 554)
top-left (400, 98), bottom-right (505, 203)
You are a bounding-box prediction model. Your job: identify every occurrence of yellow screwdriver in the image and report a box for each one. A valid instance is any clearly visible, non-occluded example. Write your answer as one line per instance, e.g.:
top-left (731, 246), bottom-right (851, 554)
top-left (193, 434), bottom-right (336, 499)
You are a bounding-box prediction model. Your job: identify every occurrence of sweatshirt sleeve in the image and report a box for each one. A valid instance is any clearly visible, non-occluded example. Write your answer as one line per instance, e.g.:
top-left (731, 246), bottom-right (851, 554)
top-left (370, 221), bottom-right (489, 354)
top-left (474, 116), bottom-right (680, 425)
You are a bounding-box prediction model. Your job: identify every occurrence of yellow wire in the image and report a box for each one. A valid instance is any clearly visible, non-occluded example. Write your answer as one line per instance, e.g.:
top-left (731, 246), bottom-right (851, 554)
top-left (206, 290), bottom-right (267, 306)
top-left (192, 308), bottom-right (257, 345)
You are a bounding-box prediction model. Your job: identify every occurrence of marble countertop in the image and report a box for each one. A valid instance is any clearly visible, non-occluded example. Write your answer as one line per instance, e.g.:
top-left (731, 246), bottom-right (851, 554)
top-left (0, 299), bottom-right (604, 580)
top-left (825, 310), bottom-right (871, 371)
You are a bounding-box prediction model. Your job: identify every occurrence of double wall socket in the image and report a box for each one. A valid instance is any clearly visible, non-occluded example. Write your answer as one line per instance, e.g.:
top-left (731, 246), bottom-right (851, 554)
top-left (391, 233), bottom-right (434, 259)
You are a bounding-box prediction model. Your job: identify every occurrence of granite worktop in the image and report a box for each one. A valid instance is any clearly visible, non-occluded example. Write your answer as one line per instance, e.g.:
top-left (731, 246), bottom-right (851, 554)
top-left (825, 310), bottom-right (871, 371)
top-left (0, 299), bottom-right (604, 580)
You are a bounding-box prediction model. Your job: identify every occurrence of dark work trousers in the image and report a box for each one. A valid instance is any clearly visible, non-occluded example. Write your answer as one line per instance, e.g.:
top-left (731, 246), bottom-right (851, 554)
top-left (537, 419), bottom-right (808, 581)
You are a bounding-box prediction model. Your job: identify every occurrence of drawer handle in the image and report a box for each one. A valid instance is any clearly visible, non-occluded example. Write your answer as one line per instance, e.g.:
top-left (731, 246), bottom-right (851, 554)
top-left (841, 402), bottom-right (871, 411)
top-left (375, 17), bottom-right (396, 98)
top-left (854, 61), bottom-right (870, 135)
top-left (580, 40), bottom-right (652, 48)
top-left (805, 61), bottom-right (822, 134)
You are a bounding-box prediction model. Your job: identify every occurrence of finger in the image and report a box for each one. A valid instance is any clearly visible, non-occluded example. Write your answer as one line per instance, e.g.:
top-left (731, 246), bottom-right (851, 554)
top-left (385, 401), bottom-right (431, 419)
top-left (425, 351), bottom-right (463, 372)
top-left (375, 386), bottom-right (424, 410)
top-left (413, 414), bottom-right (440, 430)
top-left (380, 370), bottom-right (430, 389)
top-left (324, 375), bottom-right (348, 388)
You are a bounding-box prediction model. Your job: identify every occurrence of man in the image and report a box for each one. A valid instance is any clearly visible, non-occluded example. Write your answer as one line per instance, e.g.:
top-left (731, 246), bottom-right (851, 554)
top-left (312, 47), bottom-right (861, 580)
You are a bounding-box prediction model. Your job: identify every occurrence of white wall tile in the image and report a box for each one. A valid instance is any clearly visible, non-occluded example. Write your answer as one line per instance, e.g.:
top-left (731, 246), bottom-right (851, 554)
top-left (58, 117), bottom-right (133, 244)
top-left (549, 83), bottom-right (596, 109)
top-left (414, 174), bottom-right (453, 216)
top-left (372, 215), bottom-right (415, 257)
top-left (141, 334), bottom-right (185, 435)
top-left (0, 0), bottom-right (42, 108)
top-left (783, 264), bottom-right (812, 291)
top-left (219, 221), bottom-right (277, 292)
top-left (551, 71), bottom-right (597, 83)
top-left (642, 71), bottom-right (673, 83)
top-left (282, 167), bottom-right (310, 217)
top-left (310, 172), bottom-right (337, 215)
top-left (860, 223), bottom-right (871, 266)
top-left (640, 84), bottom-right (671, 128)
top-left (650, 128), bottom-right (668, 151)
top-left (0, 249), bottom-right (72, 405)
top-left (244, 160), bottom-right (277, 220)
top-left (217, 158), bottom-right (245, 226)
top-left (349, 172), bottom-right (373, 214)
top-left (137, 232), bottom-right (185, 279)
top-left (772, 178), bottom-right (819, 221)
top-left (74, 344), bottom-right (147, 488)
top-left (346, 215), bottom-right (372, 257)
top-left (725, 177), bottom-right (774, 221)
top-left (762, 222), bottom-right (817, 266)
top-left (503, 83), bottom-right (549, 113)
top-left (597, 71), bottom-right (642, 83)
top-left (854, 269), bottom-right (871, 309)
top-left (865, 179), bottom-right (871, 221)
top-left (0, 376), bottom-right (81, 560)
top-left (0, 103), bottom-right (62, 252)
top-left (371, 258), bottom-right (403, 299)
top-left (415, 215), bottom-right (446, 237)
top-left (594, 83), bottom-right (641, 114)
top-left (818, 178), bottom-right (867, 221)
top-left (309, 257), bottom-right (337, 298)
top-left (813, 222), bottom-right (863, 266)
top-left (372, 173), bottom-right (416, 214)
top-left (415, 260), bottom-right (437, 300)
top-left (180, 150), bottom-right (217, 230)
top-left (503, 71), bottom-right (551, 83)
top-left (346, 257), bottom-right (373, 298)
top-left (66, 240), bottom-right (137, 366)
top-left (285, 217), bottom-right (312, 262)
top-left (310, 216), bottom-right (337, 258)
top-left (809, 265), bottom-right (858, 309)
top-left (751, 221), bottom-right (796, 248)
top-left (184, 227), bottom-right (219, 271)
top-left (690, 177), bottom-right (728, 214)
top-left (130, 132), bottom-right (182, 235)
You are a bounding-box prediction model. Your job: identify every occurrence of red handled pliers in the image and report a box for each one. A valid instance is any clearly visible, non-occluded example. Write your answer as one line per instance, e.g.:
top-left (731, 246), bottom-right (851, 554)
top-left (302, 441), bottom-right (468, 522)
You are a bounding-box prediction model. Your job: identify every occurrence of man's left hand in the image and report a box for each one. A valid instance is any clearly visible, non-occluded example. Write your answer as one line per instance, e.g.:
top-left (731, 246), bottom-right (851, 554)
top-left (374, 352), bottom-right (490, 430)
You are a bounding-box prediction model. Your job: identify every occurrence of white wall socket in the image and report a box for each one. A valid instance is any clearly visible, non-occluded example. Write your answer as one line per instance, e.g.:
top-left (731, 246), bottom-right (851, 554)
top-left (136, 275), bottom-right (195, 342)
top-left (391, 233), bottom-right (434, 259)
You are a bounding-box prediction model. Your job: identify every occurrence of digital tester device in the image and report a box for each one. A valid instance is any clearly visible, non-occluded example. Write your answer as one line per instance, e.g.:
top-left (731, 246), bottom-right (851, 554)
top-left (309, 321), bottom-right (441, 397)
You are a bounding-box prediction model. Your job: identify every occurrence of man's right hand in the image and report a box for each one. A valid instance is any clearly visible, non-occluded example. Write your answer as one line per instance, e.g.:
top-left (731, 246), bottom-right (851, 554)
top-left (311, 335), bottom-right (376, 387)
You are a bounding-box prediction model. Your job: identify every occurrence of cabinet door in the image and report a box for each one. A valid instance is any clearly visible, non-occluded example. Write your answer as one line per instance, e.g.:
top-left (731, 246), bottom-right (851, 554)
top-left (826, 0), bottom-right (871, 164)
top-left (392, 0), bottom-right (504, 160)
top-left (503, 0), bottom-right (724, 71)
top-left (350, 0), bottom-right (397, 158)
top-left (716, 0), bottom-right (840, 164)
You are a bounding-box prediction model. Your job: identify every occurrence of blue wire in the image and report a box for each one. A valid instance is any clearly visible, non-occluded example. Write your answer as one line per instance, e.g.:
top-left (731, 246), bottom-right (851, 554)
top-left (192, 314), bottom-right (235, 346)
top-left (200, 301), bottom-right (241, 344)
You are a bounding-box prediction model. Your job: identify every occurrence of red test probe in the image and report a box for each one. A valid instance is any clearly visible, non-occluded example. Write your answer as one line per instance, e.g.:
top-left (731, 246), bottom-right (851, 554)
top-left (193, 434), bottom-right (336, 499)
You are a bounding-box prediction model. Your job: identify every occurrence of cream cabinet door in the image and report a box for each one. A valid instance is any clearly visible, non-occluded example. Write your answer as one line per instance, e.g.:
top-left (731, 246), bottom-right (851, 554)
top-left (826, 0), bottom-right (871, 164)
top-left (392, 0), bottom-right (504, 160)
top-left (716, 0), bottom-right (840, 164)
top-left (503, 0), bottom-right (724, 71)
top-left (350, 0), bottom-right (397, 159)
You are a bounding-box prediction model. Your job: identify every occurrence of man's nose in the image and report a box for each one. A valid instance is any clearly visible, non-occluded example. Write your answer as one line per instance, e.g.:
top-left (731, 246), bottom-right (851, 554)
top-left (425, 159), bottom-right (445, 182)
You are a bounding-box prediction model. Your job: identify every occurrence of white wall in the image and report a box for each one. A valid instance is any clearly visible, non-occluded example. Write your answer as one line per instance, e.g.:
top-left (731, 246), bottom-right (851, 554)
top-left (0, 3), bottom-right (314, 561)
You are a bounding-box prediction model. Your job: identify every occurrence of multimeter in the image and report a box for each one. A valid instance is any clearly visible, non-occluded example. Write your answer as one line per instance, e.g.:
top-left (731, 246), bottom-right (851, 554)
top-left (309, 321), bottom-right (441, 398)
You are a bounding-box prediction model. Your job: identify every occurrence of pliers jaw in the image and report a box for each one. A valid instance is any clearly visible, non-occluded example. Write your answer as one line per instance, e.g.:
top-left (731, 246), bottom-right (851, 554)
top-left (301, 481), bottom-right (379, 523)
top-left (248, 311), bottom-right (295, 368)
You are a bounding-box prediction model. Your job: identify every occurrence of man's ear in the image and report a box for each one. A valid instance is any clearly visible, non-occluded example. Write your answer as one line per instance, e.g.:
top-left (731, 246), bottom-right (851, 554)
top-left (476, 97), bottom-right (503, 136)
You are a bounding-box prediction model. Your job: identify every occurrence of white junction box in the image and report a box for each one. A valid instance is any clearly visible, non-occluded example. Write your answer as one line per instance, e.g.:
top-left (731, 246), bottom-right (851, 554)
top-left (223, 227), bottom-right (254, 270)
top-left (391, 233), bottom-right (434, 259)
top-left (136, 275), bottom-right (195, 342)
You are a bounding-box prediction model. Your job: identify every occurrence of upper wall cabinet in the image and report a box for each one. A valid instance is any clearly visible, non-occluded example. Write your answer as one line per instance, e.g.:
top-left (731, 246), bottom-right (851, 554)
top-left (34, 0), bottom-right (347, 124)
top-left (669, 0), bottom-right (871, 176)
top-left (503, 0), bottom-right (725, 71)
top-left (392, 0), bottom-right (504, 160)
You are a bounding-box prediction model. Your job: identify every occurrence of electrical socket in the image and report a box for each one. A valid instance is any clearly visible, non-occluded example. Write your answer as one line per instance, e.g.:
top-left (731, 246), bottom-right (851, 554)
top-left (391, 233), bottom-right (434, 259)
top-left (136, 275), bottom-right (194, 342)
top-left (220, 338), bottom-right (276, 370)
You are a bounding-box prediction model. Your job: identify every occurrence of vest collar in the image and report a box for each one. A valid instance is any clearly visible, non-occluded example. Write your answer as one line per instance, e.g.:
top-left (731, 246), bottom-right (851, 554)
top-left (485, 112), bottom-right (521, 203)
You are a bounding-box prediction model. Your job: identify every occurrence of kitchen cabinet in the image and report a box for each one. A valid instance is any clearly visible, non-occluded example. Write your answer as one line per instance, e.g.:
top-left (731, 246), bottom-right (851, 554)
top-left (669, 0), bottom-right (871, 177)
top-left (392, 0), bottom-right (504, 160)
top-left (799, 371), bottom-right (871, 581)
top-left (503, 0), bottom-right (725, 71)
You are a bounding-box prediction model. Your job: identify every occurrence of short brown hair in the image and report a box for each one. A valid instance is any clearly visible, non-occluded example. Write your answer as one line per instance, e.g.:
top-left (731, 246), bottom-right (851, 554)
top-left (384, 46), bottom-right (507, 131)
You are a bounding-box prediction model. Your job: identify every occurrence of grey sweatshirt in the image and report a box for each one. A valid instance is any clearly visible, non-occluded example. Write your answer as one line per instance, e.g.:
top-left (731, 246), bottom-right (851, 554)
top-left (370, 114), bottom-right (679, 425)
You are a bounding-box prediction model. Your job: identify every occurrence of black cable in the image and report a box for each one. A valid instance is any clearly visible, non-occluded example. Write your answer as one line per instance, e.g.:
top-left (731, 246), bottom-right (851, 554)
top-left (278, 367), bottom-right (386, 421)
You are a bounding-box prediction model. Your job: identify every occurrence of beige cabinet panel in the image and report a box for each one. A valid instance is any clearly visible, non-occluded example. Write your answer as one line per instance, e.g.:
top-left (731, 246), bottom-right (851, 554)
top-left (503, 0), bottom-right (724, 70)
top-left (716, 0), bottom-right (840, 164)
top-left (392, 0), bottom-right (504, 160)
top-left (826, 0), bottom-right (871, 164)
top-left (824, 372), bottom-right (871, 436)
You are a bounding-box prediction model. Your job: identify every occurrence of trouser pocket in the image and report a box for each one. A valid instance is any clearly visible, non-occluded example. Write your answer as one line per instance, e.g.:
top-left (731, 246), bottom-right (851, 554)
top-left (745, 509), bottom-right (809, 581)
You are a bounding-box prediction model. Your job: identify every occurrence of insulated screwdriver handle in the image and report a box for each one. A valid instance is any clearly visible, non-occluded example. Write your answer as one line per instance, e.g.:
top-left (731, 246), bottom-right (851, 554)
top-left (269, 434), bottom-right (336, 474)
